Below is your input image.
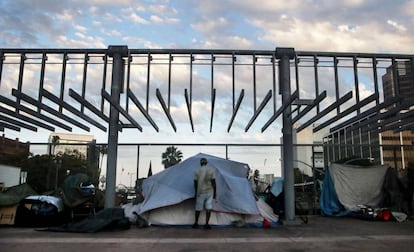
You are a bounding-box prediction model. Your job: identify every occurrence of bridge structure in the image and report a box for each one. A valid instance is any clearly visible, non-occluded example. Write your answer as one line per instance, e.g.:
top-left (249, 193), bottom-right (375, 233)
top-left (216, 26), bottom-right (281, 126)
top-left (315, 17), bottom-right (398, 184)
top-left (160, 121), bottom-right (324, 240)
top-left (0, 46), bottom-right (413, 223)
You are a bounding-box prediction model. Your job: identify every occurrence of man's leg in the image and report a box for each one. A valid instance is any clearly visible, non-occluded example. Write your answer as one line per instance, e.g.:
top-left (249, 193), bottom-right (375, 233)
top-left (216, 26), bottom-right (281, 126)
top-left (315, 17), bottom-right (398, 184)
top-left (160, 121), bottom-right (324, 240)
top-left (193, 211), bottom-right (200, 228)
top-left (206, 210), bottom-right (211, 224)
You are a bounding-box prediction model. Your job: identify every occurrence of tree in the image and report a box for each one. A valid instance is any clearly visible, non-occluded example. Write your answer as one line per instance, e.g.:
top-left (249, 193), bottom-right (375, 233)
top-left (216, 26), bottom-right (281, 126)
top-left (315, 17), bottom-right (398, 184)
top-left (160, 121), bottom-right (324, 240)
top-left (98, 145), bottom-right (108, 178)
top-left (161, 146), bottom-right (183, 168)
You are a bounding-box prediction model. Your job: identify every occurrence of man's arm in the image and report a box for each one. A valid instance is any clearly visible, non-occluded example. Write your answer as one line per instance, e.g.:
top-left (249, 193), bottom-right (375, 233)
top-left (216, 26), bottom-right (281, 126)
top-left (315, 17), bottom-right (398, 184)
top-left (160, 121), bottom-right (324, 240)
top-left (194, 180), bottom-right (198, 196)
top-left (211, 179), bottom-right (216, 199)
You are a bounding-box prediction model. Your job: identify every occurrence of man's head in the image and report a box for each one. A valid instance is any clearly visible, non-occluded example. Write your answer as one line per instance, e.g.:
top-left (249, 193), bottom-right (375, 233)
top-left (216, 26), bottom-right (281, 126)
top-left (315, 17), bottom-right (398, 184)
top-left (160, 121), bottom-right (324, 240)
top-left (200, 158), bottom-right (208, 166)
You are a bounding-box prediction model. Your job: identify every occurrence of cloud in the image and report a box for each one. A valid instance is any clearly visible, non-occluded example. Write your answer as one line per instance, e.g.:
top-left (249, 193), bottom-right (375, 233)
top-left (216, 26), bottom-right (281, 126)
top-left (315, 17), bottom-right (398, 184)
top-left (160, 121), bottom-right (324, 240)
top-left (387, 19), bottom-right (407, 32)
top-left (150, 15), bottom-right (180, 25)
top-left (251, 15), bottom-right (414, 53)
top-left (122, 36), bottom-right (161, 48)
top-left (55, 34), bottom-right (106, 48)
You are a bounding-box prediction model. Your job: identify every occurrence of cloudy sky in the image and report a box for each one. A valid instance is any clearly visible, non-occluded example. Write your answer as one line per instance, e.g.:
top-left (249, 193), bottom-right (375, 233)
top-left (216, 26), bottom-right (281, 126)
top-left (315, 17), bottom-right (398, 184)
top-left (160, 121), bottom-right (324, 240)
top-left (1, 0), bottom-right (413, 52)
top-left (1, 0), bottom-right (413, 181)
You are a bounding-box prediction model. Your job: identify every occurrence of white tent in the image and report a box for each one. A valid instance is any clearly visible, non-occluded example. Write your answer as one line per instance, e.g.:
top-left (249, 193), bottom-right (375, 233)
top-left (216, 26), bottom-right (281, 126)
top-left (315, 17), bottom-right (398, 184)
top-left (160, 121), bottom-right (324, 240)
top-left (124, 153), bottom-right (278, 226)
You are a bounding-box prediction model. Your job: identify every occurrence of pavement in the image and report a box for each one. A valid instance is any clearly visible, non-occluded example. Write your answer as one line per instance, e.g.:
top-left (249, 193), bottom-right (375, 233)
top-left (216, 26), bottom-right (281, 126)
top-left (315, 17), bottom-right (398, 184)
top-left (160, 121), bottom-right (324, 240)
top-left (0, 216), bottom-right (413, 252)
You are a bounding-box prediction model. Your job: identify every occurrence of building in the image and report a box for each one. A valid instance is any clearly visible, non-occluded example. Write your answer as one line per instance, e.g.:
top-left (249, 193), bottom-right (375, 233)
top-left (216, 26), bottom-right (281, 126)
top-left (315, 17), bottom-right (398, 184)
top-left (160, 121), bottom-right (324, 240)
top-left (0, 134), bottom-right (30, 162)
top-left (48, 133), bottom-right (95, 160)
top-left (293, 124), bottom-right (328, 177)
top-left (381, 61), bottom-right (414, 171)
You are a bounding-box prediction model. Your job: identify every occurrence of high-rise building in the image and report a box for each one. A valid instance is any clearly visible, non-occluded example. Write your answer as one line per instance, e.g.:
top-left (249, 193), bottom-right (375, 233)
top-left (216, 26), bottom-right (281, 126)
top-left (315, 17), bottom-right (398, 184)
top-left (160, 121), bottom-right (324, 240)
top-left (381, 61), bottom-right (414, 171)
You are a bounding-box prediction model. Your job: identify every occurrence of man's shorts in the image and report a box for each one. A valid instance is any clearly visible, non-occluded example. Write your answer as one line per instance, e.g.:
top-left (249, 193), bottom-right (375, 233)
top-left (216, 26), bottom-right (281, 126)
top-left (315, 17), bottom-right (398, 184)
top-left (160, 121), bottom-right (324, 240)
top-left (195, 192), bottom-right (214, 211)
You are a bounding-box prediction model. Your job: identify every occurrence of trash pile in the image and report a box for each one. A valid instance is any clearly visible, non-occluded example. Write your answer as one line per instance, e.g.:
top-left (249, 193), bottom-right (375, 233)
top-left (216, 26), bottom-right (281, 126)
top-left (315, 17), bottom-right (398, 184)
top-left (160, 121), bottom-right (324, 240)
top-left (0, 173), bottom-right (106, 228)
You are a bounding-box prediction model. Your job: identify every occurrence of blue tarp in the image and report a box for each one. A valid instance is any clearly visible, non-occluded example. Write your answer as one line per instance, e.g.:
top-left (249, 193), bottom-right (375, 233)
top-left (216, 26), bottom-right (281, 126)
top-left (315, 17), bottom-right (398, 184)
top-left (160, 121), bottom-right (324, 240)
top-left (270, 177), bottom-right (283, 197)
top-left (319, 168), bottom-right (351, 216)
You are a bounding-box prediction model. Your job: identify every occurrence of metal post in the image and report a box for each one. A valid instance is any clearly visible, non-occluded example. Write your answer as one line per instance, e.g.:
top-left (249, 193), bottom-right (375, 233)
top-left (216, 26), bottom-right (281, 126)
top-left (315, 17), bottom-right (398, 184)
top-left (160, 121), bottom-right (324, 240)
top-left (276, 47), bottom-right (298, 224)
top-left (105, 45), bottom-right (128, 208)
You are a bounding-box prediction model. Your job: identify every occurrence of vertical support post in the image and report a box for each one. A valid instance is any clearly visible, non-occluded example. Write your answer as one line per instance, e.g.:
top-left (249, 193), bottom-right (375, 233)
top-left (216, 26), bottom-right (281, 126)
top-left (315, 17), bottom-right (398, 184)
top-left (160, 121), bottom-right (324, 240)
top-left (136, 145), bottom-right (140, 179)
top-left (276, 47), bottom-right (297, 224)
top-left (105, 45), bottom-right (128, 208)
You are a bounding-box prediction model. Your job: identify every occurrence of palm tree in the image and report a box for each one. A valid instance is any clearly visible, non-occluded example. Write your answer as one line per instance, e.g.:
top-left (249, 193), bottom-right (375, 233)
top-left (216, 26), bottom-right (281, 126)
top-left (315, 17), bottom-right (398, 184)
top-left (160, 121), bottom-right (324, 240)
top-left (98, 145), bottom-right (108, 178)
top-left (161, 146), bottom-right (183, 168)
top-left (51, 135), bottom-right (60, 156)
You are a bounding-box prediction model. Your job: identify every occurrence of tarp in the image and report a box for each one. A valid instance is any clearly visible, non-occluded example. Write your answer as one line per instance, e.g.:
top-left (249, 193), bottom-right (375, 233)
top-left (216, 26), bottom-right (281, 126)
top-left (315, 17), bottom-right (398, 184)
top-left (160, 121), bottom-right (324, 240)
top-left (42, 208), bottom-right (130, 233)
top-left (59, 173), bottom-right (95, 208)
top-left (320, 163), bottom-right (389, 216)
top-left (139, 153), bottom-right (259, 215)
top-left (129, 153), bottom-right (278, 226)
top-left (0, 183), bottom-right (37, 206)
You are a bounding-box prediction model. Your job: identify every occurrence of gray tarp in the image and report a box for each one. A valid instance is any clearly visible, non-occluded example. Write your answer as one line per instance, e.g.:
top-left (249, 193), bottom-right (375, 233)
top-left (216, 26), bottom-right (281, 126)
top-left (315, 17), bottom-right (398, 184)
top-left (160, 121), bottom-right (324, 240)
top-left (330, 163), bottom-right (389, 211)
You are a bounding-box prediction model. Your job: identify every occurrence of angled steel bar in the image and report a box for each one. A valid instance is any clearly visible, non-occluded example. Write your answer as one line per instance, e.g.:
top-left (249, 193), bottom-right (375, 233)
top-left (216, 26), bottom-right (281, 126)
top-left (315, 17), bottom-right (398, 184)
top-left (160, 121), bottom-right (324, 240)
top-left (102, 89), bottom-right (142, 132)
top-left (227, 89), bottom-right (244, 132)
top-left (313, 93), bottom-right (378, 132)
top-left (374, 109), bottom-right (414, 132)
top-left (0, 120), bottom-right (20, 131)
top-left (245, 90), bottom-right (272, 132)
top-left (296, 91), bottom-right (353, 133)
top-left (69, 88), bottom-right (109, 122)
top-left (210, 88), bottom-right (216, 132)
top-left (155, 88), bottom-right (176, 132)
top-left (184, 88), bottom-right (194, 132)
top-left (127, 88), bottom-right (159, 132)
top-left (393, 118), bottom-right (414, 133)
top-left (0, 112), bottom-right (37, 132)
top-left (291, 90), bottom-right (327, 124)
top-left (41, 89), bottom-right (107, 131)
top-left (349, 99), bottom-right (414, 131)
top-left (0, 104), bottom-right (54, 131)
top-left (330, 96), bottom-right (400, 133)
top-left (0, 114), bottom-right (37, 131)
top-left (0, 95), bottom-right (72, 131)
top-left (261, 89), bottom-right (299, 132)
top-left (119, 123), bottom-right (134, 128)
top-left (376, 110), bottom-right (414, 132)
top-left (12, 89), bottom-right (87, 131)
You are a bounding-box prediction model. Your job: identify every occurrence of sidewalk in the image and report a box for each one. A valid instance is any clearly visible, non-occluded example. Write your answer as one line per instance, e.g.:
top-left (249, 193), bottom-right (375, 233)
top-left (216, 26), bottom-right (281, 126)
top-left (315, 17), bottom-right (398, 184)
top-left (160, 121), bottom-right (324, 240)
top-left (1, 216), bottom-right (413, 251)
